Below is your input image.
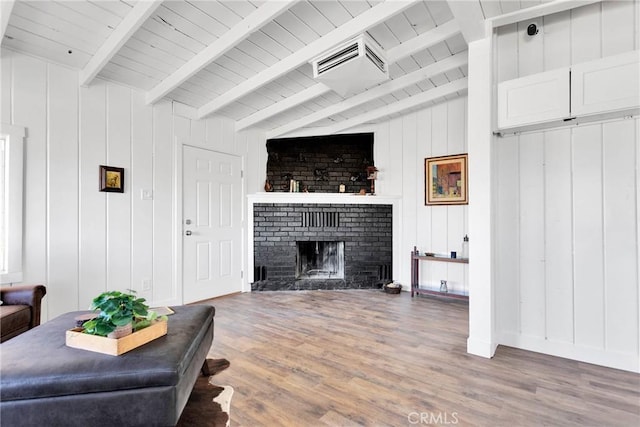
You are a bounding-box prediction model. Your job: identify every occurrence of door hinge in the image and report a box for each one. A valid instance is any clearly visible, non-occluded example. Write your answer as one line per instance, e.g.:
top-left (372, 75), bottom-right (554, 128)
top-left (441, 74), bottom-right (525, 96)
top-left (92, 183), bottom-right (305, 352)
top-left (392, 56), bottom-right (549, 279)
top-left (241, 170), bottom-right (244, 178)
top-left (240, 270), bottom-right (244, 279)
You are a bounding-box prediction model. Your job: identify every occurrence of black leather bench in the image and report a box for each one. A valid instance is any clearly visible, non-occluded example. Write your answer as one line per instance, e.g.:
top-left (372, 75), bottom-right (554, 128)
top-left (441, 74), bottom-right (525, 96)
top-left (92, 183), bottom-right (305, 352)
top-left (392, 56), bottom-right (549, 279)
top-left (0, 305), bottom-right (214, 426)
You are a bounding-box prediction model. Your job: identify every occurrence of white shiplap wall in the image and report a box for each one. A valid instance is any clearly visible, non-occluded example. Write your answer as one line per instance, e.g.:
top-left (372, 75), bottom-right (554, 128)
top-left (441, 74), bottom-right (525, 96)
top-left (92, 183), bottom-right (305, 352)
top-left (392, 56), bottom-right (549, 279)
top-left (0, 48), bottom-right (256, 321)
top-left (494, 1), bottom-right (639, 372)
top-left (375, 96), bottom-right (469, 294)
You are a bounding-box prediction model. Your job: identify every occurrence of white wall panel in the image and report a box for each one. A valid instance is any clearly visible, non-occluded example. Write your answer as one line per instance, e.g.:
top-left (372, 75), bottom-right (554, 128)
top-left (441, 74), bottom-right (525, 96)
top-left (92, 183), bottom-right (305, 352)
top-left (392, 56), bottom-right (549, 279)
top-left (431, 103), bottom-right (448, 156)
top-left (447, 97), bottom-right (466, 153)
top-left (415, 108), bottom-right (432, 289)
top-left (496, 24), bottom-right (518, 82)
top-left (79, 83), bottom-right (107, 307)
top-left (152, 101), bottom-right (175, 304)
top-left (13, 54), bottom-right (48, 318)
top-left (543, 11), bottom-right (571, 71)
top-left (602, 119), bottom-right (638, 354)
top-left (130, 91), bottom-right (154, 301)
top-left (401, 113), bottom-right (417, 291)
top-left (572, 124), bottom-right (605, 349)
top-left (518, 133), bottom-right (545, 337)
top-left (374, 120), bottom-right (390, 196)
top-left (1, 50), bottom-right (11, 124)
top-left (446, 97), bottom-right (467, 294)
top-left (106, 84), bottom-right (132, 292)
top-left (429, 102), bottom-right (450, 286)
top-left (387, 117), bottom-right (404, 194)
top-left (601, 0), bottom-right (636, 56)
top-left (47, 63), bottom-right (79, 317)
top-left (517, 19), bottom-right (544, 78)
top-left (570, 2), bottom-right (602, 64)
top-left (543, 128), bottom-right (574, 343)
top-left (495, 136), bottom-right (519, 335)
top-left (446, 206), bottom-right (465, 294)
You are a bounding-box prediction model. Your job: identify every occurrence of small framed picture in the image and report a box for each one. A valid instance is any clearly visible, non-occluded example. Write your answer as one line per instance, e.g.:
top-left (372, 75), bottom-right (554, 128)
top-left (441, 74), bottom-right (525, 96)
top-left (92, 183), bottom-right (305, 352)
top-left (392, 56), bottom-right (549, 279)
top-left (99, 165), bottom-right (124, 193)
top-left (425, 154), bottom-right (468, 205)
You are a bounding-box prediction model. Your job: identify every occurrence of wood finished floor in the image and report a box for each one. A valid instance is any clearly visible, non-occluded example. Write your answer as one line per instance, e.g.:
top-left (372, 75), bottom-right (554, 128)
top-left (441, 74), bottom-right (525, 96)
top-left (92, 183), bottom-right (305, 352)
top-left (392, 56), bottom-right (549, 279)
top-left (197, 290), bottom-right (640, 427)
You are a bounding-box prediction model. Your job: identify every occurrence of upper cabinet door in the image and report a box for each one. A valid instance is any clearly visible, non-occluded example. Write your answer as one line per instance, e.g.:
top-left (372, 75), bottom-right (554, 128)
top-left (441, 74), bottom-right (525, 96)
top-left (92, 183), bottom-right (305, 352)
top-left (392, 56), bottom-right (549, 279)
top-left (497, 68), bottom-right (570, 130)
top-left (571, 50), bottom-right (639, 117)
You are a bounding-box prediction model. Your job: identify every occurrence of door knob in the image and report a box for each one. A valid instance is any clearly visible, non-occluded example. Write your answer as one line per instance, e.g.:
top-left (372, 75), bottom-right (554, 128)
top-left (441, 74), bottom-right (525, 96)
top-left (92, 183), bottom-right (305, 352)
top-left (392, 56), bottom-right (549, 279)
top-left (185, 230), bottom-right (192, 236)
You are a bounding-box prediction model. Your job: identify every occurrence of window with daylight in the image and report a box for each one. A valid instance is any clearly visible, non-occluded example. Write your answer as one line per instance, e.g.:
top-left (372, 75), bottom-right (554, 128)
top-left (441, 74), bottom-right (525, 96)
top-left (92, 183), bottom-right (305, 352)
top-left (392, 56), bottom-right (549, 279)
top-left (0, 124), bottom-right (25, 284)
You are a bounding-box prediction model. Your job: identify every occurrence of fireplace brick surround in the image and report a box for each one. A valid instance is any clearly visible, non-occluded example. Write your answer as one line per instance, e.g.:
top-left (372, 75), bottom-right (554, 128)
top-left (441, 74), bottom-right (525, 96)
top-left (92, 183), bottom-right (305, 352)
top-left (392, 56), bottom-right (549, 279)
top-left (252, 203), bottom-right (392, 291)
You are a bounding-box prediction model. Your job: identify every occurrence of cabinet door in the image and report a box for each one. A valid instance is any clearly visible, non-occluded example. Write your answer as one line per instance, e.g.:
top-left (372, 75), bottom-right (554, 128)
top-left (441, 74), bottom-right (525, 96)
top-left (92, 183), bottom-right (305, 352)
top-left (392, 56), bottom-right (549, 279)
top-left (571, 50), bottom-right (639, 117)
top-left (497, 68), bottom-right (570, 130)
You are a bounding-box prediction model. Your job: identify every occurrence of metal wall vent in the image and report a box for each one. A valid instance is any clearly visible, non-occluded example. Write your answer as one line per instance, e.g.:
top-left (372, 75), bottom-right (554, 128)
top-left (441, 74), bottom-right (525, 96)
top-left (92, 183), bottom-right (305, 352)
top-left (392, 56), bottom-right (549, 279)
top-left (311, 34), bottom-right (389, 96)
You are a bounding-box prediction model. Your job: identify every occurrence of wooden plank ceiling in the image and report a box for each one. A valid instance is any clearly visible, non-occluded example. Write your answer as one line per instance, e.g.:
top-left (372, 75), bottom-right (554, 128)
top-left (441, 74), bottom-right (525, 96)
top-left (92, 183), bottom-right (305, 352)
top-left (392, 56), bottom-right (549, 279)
top-left (2, 0), bottom-right (549, 138)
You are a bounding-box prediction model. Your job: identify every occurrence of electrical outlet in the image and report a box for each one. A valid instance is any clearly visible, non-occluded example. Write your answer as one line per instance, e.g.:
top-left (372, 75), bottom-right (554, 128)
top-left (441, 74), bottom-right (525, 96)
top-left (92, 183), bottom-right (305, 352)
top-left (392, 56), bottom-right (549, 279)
top-left (142, 278), bottom-right (152, 291)
top-left (141, 189), bottom-right (153, 200)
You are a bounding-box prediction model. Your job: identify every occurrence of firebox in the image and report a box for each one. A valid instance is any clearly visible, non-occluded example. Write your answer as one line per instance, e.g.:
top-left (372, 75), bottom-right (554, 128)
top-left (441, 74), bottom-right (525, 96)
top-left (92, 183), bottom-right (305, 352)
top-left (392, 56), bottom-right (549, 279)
top-left (252, 203), bottom-right (392, 291)
top-left (296, 241), bottom-right (345, 279)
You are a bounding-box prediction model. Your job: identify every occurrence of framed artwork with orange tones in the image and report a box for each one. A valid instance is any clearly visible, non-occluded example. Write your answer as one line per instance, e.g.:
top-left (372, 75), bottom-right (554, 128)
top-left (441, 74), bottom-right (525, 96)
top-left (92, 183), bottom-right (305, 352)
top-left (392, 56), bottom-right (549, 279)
top-left (425, 154), bottom-right (468, 205)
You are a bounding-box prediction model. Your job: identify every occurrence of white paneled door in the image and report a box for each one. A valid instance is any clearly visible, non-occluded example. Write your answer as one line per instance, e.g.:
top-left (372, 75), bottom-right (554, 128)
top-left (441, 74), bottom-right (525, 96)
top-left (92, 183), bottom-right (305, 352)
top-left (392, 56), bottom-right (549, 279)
top-left (183, 145), bottom-right (242, 304)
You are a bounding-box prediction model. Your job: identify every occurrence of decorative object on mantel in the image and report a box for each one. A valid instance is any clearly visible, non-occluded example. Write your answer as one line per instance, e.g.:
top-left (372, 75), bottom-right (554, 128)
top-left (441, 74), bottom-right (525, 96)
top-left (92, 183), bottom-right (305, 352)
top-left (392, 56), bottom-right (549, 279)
top-left (99, 165), bottom-right (124, 193)
top-left (313, 168), bottom-right (329, 181)
top-left (350, 172), bottom-right (366, 182)
top-left (367, 166), bottom-right (378, 194)
top-left (264, 180), bottom-right (273, 192)
top-left (66, 290), bottom-right (167, 355)
top-left (281, 173), bottom-right (293, 190)
top-left (425, 154), bottom-right (468, 205)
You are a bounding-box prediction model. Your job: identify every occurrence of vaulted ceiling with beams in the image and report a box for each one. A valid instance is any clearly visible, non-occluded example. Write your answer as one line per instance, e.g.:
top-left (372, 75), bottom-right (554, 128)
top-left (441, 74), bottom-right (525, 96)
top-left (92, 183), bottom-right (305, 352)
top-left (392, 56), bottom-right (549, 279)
top-left (2, 0), bottom-right (553, 138)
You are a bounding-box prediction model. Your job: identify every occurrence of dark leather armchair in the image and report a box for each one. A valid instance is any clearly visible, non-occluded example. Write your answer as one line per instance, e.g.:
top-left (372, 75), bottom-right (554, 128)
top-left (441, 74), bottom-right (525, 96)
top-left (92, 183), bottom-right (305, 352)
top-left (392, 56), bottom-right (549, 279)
top-left (0, 285), bottom-right (47, 342)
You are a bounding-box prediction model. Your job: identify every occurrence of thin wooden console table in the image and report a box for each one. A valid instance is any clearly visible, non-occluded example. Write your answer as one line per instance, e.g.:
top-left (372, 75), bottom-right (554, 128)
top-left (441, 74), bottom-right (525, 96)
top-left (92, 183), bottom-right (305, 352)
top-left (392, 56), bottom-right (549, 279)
top-left (411, 247), bottom-right (469, 300)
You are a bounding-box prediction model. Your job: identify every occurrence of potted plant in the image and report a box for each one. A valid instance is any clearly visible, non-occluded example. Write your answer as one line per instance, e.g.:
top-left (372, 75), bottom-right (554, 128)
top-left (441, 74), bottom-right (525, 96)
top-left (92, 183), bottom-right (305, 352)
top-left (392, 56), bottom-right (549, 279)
top-left (82, 290), bottom-right (162, 338)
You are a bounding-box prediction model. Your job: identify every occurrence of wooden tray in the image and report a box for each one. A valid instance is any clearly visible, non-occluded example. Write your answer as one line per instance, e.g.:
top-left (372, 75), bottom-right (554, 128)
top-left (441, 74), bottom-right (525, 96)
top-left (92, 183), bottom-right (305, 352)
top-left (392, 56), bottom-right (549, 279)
top-left (66, 320), bottom-right (167, 356)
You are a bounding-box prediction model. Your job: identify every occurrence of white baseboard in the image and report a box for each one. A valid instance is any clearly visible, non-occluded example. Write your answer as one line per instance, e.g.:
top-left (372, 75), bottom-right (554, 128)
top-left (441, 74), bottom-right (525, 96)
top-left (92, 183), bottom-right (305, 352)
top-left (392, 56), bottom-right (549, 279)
top-left (497, 332), bottom-right (639, 373)
top-left (467, 336), bottom-right (498, 358)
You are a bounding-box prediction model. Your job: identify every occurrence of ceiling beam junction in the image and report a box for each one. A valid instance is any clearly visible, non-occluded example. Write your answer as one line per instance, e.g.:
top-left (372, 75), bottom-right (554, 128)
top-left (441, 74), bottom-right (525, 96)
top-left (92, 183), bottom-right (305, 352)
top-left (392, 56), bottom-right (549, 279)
top-left (386, 19), bottom-right (460, 63)
top-left (446, 0), bottom-right (487, 43)
top-left (1, 0), bottom-right (15, 41)
top-left (197, 0), bottom-right (416, 120)
top-left (267, 52), bottom-right (468, 139)
top-left (235, 83), bottom-right (332, 131)
top-left (79, 0), bottom-right (163, 87)
top-left (145, 0), bottom-right (298, 105)
top-left (237, 18), bottom-right (461, 132)
top-left (288, 77), bottom-right (468, 138)
top-left (488, 0), bottom-right (602, 29)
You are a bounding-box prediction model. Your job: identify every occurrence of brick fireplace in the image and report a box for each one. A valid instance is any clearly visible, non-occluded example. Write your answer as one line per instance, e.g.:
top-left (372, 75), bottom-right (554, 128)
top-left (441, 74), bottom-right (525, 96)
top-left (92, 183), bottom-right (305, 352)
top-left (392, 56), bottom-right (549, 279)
top-left (251, 201), bottom-right (393, 291)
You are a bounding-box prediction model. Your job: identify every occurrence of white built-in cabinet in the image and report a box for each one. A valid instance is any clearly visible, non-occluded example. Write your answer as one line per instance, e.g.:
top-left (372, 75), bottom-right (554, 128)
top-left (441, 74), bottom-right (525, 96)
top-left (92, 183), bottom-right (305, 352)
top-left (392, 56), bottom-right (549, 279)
top-left (497, 50), bottom-right (639, 133)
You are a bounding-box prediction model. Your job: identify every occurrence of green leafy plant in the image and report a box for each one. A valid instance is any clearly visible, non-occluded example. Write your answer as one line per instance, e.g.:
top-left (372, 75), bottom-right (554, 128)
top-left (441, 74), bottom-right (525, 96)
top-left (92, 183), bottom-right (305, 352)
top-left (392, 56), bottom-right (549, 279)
top-left (82, 290), bottom-right (163, 337)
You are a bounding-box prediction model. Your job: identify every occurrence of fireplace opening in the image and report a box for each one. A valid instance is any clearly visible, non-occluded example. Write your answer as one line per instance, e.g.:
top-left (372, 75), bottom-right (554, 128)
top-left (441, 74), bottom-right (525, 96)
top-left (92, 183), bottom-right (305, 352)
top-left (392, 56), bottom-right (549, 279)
top-left (296, 241), bottom-right (344, 279)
